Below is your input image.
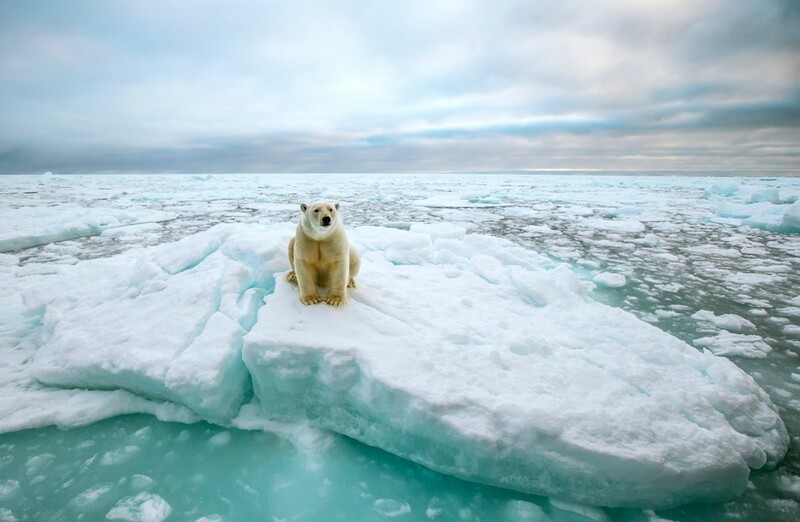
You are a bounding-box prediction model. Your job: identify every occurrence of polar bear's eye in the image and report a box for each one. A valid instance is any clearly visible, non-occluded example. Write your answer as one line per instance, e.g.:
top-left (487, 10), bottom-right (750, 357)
top-left (314, 209), bottom-right (319, 213)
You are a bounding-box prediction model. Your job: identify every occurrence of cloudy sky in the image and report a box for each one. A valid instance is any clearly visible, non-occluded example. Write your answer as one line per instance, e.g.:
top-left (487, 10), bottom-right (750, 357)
top-left (1, 0), bottom-right (798, 174)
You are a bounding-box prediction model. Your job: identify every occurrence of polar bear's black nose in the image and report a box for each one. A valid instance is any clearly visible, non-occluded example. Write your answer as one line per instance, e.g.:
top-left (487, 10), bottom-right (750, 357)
top-left (322, 216), bottom-right (331, 226)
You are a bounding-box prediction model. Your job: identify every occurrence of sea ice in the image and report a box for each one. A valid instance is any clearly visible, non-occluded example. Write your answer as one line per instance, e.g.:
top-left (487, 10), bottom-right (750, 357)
top-left (243, 226), bottom-right (788, 509)
top-left (693, 332), bottom-right (773, 359)
top-left (592, 272), bottom-right (627, 288)
top-left (691, 310), bottom-right (756, 332)
top-left (2, 173), bottom-right (799, 520)
top-left (7, 210), bottom-right (791, 510)
top-left (414, 193), bottom-right (510, 208)
top-left (0, 204), bottom-right (175, 252)
top-left (580, 218), bottom-right (645, 234)
top-left (30, 223), bottom-right (292, 423)
top-left (105, 492), bottom-right (172, 522)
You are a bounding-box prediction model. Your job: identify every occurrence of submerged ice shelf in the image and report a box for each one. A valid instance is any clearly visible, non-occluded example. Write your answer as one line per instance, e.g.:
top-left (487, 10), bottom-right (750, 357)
top-left (13, 221), bottom-right (789, 509)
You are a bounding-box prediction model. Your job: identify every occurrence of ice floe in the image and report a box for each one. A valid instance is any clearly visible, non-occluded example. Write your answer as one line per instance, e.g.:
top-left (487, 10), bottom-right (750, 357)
top-left (0, 204), bottom-right (176, 252)
top-left (241, 226), bottom-right (787, 508)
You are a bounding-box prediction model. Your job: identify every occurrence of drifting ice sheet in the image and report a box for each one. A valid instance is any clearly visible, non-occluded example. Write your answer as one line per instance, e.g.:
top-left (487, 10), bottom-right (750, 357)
top-left (243, 227), bottom-right (788, 509)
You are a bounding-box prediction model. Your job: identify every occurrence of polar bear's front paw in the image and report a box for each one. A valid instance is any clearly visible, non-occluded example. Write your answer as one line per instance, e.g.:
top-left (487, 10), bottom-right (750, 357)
top-left (347, 278), bottom-right (357, 289)
top-left (325, 295), bottom-right (347, 307)
top-left (300, 295), bottom-right (323, 306)
top-left (285, 271), bottom-right (297, 282)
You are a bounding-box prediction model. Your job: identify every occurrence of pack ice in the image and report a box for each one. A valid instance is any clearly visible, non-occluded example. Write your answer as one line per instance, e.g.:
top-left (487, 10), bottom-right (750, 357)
top-left (28, 224), bottom-right (787, 509)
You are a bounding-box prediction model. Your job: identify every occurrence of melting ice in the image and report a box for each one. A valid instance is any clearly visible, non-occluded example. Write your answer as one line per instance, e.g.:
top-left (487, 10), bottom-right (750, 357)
top-left (1, 173), bottom-right (799, 521)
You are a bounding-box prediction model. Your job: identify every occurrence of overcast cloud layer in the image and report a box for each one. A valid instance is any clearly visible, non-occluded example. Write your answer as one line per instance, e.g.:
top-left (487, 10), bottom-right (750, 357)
top-left (1, 0), bottom-right (798, 174)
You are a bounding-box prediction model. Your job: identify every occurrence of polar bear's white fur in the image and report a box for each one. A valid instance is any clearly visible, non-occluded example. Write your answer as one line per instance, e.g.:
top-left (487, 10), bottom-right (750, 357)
top-left (286, 202), bottom-right (360, 307)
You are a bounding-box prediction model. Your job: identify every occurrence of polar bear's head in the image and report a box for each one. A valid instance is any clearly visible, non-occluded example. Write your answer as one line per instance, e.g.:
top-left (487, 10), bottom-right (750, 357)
top-left (300, 201), bottom-right (341, 238)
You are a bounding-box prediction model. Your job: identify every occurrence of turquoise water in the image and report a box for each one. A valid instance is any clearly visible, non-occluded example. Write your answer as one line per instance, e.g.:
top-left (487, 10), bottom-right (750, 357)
top-left (1, 415), bottom-right (607, 521)
top-left (2, 414), bottom-right (798, 521)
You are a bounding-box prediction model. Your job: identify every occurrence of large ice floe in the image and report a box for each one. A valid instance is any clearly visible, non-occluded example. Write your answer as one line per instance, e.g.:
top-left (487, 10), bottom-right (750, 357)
top-left (0, 204), bottom-right (176, 252)
top-left (26, 222), bottom-right (788, 509)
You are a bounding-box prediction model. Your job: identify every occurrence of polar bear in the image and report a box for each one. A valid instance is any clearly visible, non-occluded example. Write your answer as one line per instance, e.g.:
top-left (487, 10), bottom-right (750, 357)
top-left (286, 202), bottom-right (360, 307)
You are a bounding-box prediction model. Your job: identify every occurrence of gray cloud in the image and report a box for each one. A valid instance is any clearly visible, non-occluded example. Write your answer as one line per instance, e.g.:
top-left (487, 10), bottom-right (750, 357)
top-left (0, 0), bottom-right (798, 174)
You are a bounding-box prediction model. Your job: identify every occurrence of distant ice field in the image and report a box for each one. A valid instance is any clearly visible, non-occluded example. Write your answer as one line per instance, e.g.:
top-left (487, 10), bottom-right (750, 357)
top-left (1, 173), bottom-right (799, 521)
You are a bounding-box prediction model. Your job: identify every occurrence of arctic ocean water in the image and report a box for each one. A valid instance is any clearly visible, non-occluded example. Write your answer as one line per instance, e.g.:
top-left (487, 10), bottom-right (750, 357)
top-left (1, 173), bottom-right (799, 521)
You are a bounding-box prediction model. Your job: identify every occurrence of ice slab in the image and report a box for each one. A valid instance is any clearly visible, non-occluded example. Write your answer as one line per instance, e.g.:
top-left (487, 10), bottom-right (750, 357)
top-left (715, 200), bottom-right (800, 234)
top-left (592, 272), bottom-right (627, 288)
top-left (30, 223), bottom-right (293, 423)
top-left (243, 227), bottom-right (788, 509)
top-left (0, 204), bottom-right (176, 252)
top-left (414, 193), bottom-right (511, 208)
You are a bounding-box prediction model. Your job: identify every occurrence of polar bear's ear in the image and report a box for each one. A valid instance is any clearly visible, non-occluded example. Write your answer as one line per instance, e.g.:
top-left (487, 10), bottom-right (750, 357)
top-left (334, 203), bottom-right (340, 210)
top-left (300, 203), bottom-right (308, 213)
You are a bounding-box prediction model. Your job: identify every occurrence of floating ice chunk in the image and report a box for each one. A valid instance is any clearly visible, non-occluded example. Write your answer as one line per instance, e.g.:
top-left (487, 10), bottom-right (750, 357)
top-left (561, 205), bottom-right (594, 217)
top-left (414, 193), bottom-right (510, 208)
top-left (636, 233), bottom-right (663, 247)
top-left (243, 230), bottom-right (787, 509)
top-left (691, 310), bottom-right (756, 332)
top-left (524, 224), bottom-right (558, 235)
top-left (781, 201), bottom-right (800, 233)
top-left (726, 272), bottom-right (786, 286)
top-left (106, 492), bottom-right (171, 522)
top-left (750, 188), bottom-right (782, 204)
top-left (409, 223), bottom-right (466, 241)
top-left (0, 205), bottom-right (176, 252)
top-left (580, 218), bottom-right (645, 234)
top-left (100, 222), bottom-right (163, 238)
top-left (775, 472), bottom-right (800, 500)
top-left (715, 200), bottom-right (800, 234)
top-left (71, 483), bottom-right (113, 508)
top-left (382, 221), bottom-right (412, 231)
top-left (784, 325), bottom-right (800, 337)
top-left (30, 223), bottom-right (293, 423)
top-left (372, 498), bottom-right (411, 518)
top-left (706, 181), bottom-right (740, 197)
top-left (593, 272), bottom-right (627, 288)
top-left (694, 332), bottom-right (772, 358)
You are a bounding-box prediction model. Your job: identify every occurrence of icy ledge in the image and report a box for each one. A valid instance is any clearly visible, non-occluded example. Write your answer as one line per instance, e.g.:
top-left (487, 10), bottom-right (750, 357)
top-left (27, 224), bottom-right (788, 509)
